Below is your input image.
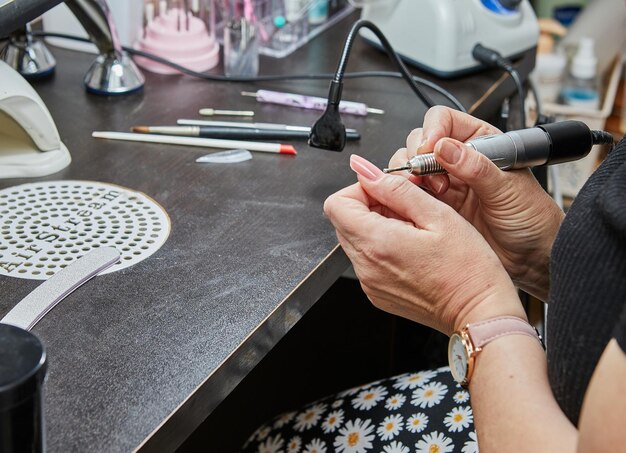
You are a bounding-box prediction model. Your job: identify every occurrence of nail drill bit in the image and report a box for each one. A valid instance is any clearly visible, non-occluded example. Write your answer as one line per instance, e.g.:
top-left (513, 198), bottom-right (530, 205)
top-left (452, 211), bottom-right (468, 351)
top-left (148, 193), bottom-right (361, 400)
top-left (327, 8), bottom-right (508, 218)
top-left (384, 121), bottom-right (614, 176)
top-left (384, 165), bottom-right (411, 173)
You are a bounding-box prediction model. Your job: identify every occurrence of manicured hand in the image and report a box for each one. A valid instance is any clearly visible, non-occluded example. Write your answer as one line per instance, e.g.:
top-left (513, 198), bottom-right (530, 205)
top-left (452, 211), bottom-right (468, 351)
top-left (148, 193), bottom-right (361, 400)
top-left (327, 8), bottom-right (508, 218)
top-left (324, 155), bottom-right (527, 335)
top-left (389, 107), bottom-right (564, 300)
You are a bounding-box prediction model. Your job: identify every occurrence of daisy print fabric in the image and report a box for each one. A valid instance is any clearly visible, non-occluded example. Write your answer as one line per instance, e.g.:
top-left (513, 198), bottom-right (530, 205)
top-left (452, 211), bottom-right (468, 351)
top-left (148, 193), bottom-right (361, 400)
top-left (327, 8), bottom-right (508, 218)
top-left (241, 367), bottom-right (478, 453)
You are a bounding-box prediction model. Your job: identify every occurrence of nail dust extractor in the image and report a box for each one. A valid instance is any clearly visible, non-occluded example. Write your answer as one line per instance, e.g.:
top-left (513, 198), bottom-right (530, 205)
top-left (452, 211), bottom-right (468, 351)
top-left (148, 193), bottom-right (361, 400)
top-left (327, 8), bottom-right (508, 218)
top-left (0, 61), bottom-right (71, 179)
top-left (358, 0), bottom-right (540, 78)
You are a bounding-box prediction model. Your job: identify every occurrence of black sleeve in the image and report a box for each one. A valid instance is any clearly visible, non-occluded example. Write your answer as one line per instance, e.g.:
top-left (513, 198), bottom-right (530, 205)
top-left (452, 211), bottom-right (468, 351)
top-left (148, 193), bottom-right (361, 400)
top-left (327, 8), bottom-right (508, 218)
top-left (614, 303), bottom-right (626, 354)
top-left (603, 138), bottom-right (626, 355)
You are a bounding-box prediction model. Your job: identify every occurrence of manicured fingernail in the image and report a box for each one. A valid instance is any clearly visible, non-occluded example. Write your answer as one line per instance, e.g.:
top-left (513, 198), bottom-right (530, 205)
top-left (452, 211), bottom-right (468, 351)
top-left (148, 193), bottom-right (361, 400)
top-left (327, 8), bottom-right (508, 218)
top-left (417, 139), bottom-right (429, 151)
top-left (431, 176), bottom-right (446, 194)
top-left (350, 154), bottom-right (384, 181)
top-left (438, 139), bottom-right (462, 165)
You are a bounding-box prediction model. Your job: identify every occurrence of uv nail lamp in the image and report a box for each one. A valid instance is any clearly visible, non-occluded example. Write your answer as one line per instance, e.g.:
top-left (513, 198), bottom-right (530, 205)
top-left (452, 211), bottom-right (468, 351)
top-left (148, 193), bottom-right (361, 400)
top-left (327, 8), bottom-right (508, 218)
top-left (359, 0), bottom-right (540, 78)
top-left (0, 60), bottom-right (71, 179)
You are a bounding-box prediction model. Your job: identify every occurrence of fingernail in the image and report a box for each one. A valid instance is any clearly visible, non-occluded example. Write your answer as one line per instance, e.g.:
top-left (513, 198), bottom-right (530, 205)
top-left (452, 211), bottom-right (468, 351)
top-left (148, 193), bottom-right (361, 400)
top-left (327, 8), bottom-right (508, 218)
top-left (431, 177), bottom-right (445, 194)
top-left (438, 139), bottom-right (462, 165)
top-left (350, 154), bottom-right (384, 181)
top-left (420, 133), bottom-right (438, 151)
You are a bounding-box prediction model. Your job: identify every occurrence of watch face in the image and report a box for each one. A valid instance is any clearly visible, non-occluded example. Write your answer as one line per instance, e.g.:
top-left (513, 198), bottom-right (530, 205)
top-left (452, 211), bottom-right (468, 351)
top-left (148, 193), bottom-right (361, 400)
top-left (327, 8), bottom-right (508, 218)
top-left (448, 333), bottom-right (468, 384)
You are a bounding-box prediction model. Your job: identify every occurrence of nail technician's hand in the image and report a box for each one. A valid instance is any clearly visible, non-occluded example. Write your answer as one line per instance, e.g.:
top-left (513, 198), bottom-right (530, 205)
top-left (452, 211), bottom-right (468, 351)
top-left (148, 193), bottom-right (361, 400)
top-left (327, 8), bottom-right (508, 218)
top-left (324, 155), bottom-right (526, 335)
top-left (389, 107), bottom-right (564, 300)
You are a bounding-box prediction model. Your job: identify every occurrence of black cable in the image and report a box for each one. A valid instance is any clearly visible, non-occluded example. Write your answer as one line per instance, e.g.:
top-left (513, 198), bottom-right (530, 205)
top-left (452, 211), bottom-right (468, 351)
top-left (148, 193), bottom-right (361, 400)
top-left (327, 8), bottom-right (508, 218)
top-left (129, 46), bottom-right (325, 82)
top-left (331, 20), bottom-right (435, 108)
top-left (30, 31), bottom-right (465, 111)
top-left (472, 43), bottom-right (525, 129)
top-left (25, 28), bottom-right (467, 151)
top-left (497, 97), bottom-right (510, 132)
top-left (504, 67), bottom-right (526, 129)
top-left (411, 76), bottom-right (466, 112)
top-left (311, 19), bottom-right (443, 150)
top-left (591, 130), bottom-right (615, 147)
top-left (527, 77), bottom-right (555, 126)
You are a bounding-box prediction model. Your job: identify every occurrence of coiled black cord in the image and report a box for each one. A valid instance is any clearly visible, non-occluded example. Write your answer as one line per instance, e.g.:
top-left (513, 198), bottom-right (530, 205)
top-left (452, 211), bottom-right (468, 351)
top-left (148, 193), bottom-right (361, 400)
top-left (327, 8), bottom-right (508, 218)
top-left (591, 130), bottom-right (616, 147)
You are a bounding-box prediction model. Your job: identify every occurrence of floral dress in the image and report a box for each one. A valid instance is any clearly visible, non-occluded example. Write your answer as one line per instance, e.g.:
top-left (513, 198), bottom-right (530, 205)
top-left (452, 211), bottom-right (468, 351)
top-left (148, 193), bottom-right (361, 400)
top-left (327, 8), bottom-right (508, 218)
top-left (241, 366), bottom-right (477, 453)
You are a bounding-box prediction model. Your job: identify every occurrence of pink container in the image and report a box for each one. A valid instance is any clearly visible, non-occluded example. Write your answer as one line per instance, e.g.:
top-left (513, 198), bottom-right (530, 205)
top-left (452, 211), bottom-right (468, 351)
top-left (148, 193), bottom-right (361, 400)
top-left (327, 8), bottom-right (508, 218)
top-left (134, 8), bottom-right (219, 75)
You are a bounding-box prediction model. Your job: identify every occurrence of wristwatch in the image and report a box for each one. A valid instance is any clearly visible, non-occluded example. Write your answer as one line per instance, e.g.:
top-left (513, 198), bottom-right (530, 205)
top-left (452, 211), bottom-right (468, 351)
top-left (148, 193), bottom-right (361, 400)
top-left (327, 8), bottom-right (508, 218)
top-left (448, 315), bottom-right (544, 388)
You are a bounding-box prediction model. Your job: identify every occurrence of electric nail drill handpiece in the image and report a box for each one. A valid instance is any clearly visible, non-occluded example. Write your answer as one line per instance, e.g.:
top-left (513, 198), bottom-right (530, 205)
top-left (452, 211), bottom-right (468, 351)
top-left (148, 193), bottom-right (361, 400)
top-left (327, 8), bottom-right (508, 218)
top-left (384, 121), bottom-right (615, 176)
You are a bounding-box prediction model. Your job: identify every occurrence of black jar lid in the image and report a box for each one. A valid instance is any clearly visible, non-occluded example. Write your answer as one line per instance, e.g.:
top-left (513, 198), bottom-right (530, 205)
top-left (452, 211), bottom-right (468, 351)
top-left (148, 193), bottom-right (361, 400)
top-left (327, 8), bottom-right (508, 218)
top-left (0, 324), bottom-right (47, 411)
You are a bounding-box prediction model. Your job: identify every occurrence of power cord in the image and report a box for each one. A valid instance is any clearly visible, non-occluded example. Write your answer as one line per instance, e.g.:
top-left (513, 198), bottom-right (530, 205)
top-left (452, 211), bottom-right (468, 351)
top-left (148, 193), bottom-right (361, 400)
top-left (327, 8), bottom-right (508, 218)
top-left (590, 130), bottom-right (615, 147)
top-left (309, 19), bottom-right (437, 150)
top-left (472, 43), bottom-right (526, 130)
top-left (527, 77), bottom-right (557, 127)
top-left (333, 20), bottom-right (435, 108)
top-left (25, 31), bottom-right (466, 113)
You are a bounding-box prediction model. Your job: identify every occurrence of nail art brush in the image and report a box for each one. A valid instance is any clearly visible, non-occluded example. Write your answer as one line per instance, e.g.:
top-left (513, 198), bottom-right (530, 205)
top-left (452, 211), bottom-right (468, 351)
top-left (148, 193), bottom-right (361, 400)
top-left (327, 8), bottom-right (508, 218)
top-left (131, 125), bottom-right (360, 141)
top-left (177, 118), bottom-right (359, 134)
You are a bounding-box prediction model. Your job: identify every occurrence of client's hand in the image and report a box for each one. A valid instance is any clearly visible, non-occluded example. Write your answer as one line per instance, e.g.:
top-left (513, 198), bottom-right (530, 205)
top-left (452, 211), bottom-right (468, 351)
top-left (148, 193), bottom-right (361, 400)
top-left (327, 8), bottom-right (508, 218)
top-left (324, 155), bottom-right (527, 335)
top-left (389, 106), bottom-right (564, 300)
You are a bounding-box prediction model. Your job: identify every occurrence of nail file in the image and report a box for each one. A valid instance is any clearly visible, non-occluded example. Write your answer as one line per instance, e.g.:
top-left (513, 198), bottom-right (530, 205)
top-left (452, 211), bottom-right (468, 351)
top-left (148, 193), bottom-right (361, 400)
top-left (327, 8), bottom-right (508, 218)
top-left (1, 247), bottom-right (121, 331)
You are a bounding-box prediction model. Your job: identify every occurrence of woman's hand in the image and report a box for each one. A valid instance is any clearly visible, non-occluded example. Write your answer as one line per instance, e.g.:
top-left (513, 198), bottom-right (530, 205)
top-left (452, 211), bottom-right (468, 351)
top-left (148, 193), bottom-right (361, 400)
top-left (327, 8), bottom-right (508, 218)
top-left (389, 107), bottom-right (564, 300)
top-left (324, 155), bottom-right (527, 335)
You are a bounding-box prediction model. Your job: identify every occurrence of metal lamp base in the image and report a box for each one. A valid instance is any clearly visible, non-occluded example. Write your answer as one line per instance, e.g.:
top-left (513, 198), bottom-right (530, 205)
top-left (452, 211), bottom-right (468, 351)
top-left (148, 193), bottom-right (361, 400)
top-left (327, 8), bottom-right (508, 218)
top-left (0, 34), bottom-right (56, 79)
top-left (84, 51), bottom-right (145, 95)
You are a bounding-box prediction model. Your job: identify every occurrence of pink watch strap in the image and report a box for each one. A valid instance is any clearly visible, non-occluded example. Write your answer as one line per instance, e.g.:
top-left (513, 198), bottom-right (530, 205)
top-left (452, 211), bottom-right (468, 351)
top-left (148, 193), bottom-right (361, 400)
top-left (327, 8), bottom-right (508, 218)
top-left (467, 316), bottom-right (542, 349)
